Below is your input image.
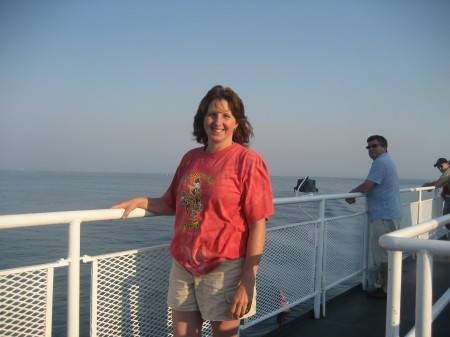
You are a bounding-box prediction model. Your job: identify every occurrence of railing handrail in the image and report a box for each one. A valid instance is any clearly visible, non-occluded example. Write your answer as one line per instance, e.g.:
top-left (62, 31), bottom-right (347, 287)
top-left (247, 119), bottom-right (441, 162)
top-left (379, 214), bottom-right (450, 255)
top-left (0, 208), bottom-right (154, 229)
top-left (0, 186), bottom-right (434, 229)
top-left (379, 214), bottom-right (450, 337)
top-left (1, 194), bottom-right (355, 229)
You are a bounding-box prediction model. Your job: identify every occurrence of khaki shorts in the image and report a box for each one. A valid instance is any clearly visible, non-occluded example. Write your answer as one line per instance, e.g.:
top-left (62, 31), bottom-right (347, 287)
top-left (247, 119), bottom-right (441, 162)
top-left (370, 219), bottom-right (401, 264)
top-left (167, 258), bottom-right (257, 321)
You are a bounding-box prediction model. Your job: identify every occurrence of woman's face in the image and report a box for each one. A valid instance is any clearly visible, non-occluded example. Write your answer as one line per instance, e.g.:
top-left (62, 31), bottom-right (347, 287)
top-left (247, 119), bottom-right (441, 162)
top-left (203, 99), bottom-right (238, 152)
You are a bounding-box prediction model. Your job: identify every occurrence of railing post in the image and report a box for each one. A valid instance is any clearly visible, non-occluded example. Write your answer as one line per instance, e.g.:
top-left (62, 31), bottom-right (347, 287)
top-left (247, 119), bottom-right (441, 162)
top-left (416, 250), bottom-right (433, 337)
top-left (362, 197), bottom-right (373, 290)
top-left (68, 219), bottom-right (81, 337)
top-left (362, 198), bottom-right (370, 290)
top-left (418, 190), bottom-right (423, 224)
top-left (433, 189), bottom-right (441, 219)
top-left (385, 250), bottom-right (402, 337)
top-left (314, 199), bottom-right (325, 318)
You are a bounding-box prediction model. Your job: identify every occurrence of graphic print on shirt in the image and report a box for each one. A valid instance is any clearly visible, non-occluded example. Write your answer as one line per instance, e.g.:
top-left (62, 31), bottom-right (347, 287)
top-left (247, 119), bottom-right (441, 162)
top-left (180, 173), bottom-right (213, 230)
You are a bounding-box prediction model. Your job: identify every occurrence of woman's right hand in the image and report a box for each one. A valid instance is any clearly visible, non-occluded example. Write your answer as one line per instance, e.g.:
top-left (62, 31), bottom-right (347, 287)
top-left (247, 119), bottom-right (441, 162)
top-left (111, 197), bottom-right (149, 219)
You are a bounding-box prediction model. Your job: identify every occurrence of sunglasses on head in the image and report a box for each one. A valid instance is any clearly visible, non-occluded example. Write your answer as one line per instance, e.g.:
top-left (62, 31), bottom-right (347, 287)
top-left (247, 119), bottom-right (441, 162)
top-left (365, 144), bottom-right (379, 150)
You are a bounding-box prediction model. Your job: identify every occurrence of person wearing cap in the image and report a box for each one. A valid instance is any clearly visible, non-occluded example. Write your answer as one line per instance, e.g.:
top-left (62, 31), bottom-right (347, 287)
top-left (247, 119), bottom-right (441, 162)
top-left (422, 158), bottom-right (450, 218)
top-left (345, 135), bottom-right (402, 299)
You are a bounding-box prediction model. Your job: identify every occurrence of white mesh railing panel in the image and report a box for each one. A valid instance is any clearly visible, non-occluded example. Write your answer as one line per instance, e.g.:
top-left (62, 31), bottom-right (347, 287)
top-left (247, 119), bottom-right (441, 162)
top-left (419, 199), bottom-right (433, 239)
top-left (410, 201), bottom-right (419, 226)
top-left (324, 215), bottom-right (365, 288)
top-left (405, 199), bottom-right (441, 239)
top-left (419, 198), bottom-right (445, 239)
top-left (242, 222), bottom-right (317, 328)
top-left (90, 246), bottom-right (212, 337)
top-left (0, 268), bottom-right (53, 337)
top-left (91, 246), bottom-right (172, 336)
top-left (402, 202), bottom-right (417, 228)
top-left (419, 199), bottom-right (434, 223)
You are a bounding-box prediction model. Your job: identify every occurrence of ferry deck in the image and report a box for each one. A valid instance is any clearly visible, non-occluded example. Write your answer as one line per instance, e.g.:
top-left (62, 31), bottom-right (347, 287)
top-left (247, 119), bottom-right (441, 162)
top-left (263, 252), bottom-right (450, 337)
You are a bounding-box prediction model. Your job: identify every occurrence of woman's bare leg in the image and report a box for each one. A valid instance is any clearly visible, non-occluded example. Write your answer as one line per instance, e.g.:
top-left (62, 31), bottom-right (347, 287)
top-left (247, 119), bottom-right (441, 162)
top-left (210, 320), bottom-right (241, 337)
top-left (172, 310), bottom-right (203, 337)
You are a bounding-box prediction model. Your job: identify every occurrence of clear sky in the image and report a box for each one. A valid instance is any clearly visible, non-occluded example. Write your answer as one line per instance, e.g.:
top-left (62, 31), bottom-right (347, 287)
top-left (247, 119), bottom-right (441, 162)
top-left (1, 0), bottom-right (449, 180)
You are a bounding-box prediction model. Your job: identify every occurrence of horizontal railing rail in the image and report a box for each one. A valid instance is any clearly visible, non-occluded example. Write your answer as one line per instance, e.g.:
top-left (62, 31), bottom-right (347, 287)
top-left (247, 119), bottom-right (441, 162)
top-left (0, 186), bottom-right (442, 337)
top-left (0, 187), bottom-right (436, 229)
top-left (379, 214), bottom-right (450, 337)
top-left (0, 208), bottom-right (153, 229)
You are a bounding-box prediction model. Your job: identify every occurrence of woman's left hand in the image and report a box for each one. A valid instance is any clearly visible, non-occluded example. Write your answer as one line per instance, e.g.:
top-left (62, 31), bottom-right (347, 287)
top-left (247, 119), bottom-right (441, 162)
top-left (230, 279), bottom-right (254, 319)
top-left (230, 218), bottom-right (266, 320)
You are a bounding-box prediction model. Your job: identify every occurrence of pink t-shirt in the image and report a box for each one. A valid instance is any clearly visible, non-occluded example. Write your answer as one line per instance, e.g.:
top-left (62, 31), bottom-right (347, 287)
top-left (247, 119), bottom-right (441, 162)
top-left (163, 143), bottom-right (274, 276)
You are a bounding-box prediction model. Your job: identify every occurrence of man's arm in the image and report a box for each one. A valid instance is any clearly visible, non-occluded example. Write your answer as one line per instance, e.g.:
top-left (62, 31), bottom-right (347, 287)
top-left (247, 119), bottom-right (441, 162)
top-left (345, 180), bottom-right (376, 204)
top-left (350, 180), bottom-right (376, 194)
top-left (422, 179), bottom-right (446, 189)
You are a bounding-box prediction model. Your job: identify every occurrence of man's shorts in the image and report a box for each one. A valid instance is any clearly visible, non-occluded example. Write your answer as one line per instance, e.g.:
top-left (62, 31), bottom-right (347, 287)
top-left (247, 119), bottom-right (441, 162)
top-left (167, 258), bottom-right (257, 321)
top-left (370, 219), bottom-right (401, 264)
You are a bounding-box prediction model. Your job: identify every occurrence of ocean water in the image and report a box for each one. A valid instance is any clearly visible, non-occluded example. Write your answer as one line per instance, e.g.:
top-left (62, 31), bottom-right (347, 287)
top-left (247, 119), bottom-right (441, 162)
top-left (0, 171), bottom-right (425, 336)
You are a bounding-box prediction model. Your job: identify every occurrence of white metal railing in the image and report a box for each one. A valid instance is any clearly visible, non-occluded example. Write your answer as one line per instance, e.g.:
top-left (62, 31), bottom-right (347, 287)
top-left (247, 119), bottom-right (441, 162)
top-left (379, 214), bottom-right (450, 337)
top-left (0, 187), bottom-right (442, 337)
top-left (273, 193), bottom-right (368, 320)
top-left (0, 261), bottom-right (68, 337)
top-left (0, 209), bottom-right (152, 337)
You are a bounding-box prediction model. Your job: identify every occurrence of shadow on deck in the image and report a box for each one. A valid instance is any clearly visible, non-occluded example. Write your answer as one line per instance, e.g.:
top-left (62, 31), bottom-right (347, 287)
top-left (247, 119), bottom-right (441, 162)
top-left (263, 253), bottom-right (450, 337)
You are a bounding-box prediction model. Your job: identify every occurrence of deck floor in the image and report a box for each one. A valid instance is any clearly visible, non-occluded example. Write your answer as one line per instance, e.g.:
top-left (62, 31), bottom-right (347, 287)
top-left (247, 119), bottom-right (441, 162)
top-left (263, 251), bottom-right (450, 337)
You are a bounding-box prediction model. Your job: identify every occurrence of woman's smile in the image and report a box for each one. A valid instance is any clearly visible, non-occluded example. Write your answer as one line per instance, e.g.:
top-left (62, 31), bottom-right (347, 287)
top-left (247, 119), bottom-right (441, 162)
top-left (204, 99), bottom-right (238, 153)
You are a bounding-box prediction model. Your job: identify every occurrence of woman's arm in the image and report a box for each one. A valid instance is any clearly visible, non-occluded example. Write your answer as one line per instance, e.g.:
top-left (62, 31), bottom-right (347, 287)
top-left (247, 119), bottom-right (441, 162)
top-left (230, 218), bottom-right (266, 319)
top-left (111, 197), bottom-right (175, 219)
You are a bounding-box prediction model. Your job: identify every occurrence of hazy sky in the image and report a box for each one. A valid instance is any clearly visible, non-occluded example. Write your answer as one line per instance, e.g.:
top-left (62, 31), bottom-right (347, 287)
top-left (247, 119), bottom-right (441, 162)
top-left (1, 0), bottom-right (449, 180)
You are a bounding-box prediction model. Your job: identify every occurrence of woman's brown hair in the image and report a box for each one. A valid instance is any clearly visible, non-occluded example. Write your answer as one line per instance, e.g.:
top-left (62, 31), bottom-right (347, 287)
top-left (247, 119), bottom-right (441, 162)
top-left (193, 85), bottom-right (253, 147)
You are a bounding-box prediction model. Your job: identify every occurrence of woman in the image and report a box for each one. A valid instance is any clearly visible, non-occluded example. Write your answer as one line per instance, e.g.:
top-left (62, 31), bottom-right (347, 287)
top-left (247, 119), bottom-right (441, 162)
top-left (112, 85), bottom-right (274, 337)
